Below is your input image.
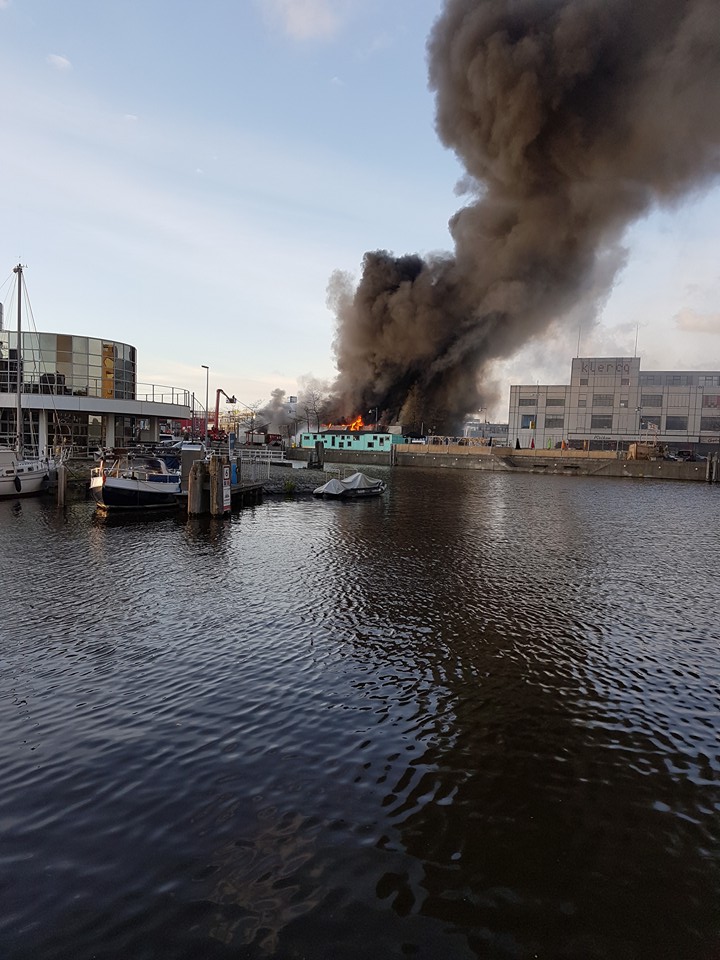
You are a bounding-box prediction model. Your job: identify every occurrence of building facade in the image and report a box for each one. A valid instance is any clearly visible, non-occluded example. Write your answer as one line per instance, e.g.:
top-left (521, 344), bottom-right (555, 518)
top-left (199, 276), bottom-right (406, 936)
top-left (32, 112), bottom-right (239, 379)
top-left (299, 430), bottom-right (397, 452)
top-left (509, 357), bottom-right (720, 452)
top-left (463, 419), bottom-right (509, 443)
top-left (0, 329), bottom-right (192, 455)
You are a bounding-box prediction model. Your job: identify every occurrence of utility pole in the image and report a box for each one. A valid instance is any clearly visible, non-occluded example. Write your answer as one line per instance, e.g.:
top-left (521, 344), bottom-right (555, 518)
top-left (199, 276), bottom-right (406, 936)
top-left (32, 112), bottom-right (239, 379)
top-left (202, 365), bottom-right (209, 446)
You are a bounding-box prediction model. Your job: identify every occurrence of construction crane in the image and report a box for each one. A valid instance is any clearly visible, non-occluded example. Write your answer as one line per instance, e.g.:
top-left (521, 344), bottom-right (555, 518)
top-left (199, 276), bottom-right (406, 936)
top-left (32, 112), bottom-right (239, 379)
top-left (209, 389), bottom-right (236, 440)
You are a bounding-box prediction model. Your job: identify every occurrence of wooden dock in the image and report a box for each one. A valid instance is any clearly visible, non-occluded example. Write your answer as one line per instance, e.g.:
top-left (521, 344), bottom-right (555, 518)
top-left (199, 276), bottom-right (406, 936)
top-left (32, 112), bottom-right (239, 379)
top-left (180, 457), bottom-right (264, 516)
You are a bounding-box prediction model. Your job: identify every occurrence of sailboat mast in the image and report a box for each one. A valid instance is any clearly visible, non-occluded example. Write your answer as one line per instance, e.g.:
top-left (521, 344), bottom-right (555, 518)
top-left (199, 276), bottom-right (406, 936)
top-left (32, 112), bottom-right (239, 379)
top-left (13, 263), bottom-right (23, 457)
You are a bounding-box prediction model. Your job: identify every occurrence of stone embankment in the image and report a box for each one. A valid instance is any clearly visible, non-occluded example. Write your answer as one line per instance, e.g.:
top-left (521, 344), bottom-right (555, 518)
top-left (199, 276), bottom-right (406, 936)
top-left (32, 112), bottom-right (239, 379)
top-left (258, 464), bottom-right (344, 495)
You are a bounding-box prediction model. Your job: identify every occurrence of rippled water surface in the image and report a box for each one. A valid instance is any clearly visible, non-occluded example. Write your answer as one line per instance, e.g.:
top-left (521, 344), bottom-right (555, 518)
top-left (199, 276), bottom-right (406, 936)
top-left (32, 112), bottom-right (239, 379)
top-left (1, 469), bottom-right (719, 960)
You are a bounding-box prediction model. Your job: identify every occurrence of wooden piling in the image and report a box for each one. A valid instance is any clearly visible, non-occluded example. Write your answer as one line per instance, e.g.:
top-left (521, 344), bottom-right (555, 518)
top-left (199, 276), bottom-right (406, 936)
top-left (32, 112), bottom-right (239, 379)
top-left (57, 462), bottom-right (67, 507)
top-left (209, 456), bottom-right (222, 516)
top-left (187, 460), bottom-right (207, 515)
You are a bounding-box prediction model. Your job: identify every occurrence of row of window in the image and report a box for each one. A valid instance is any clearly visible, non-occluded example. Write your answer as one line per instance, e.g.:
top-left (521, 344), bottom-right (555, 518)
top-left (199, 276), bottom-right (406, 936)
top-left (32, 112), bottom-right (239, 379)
top-left (520, 414), bottom-right (720, 432)
top-left (301, 434), bottom-right (388, 447)
top-left (640, 374), bottom-right (720, 387)
top-left (1, 332), bottom-right (136, 362)
top-left (517, 392), bottom-right (719, 411)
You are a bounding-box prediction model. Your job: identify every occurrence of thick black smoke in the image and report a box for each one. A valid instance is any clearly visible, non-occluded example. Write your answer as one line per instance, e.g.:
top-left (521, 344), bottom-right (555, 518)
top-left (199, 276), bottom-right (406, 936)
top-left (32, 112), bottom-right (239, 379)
top-left (329, 0), bottom-right (720, 429)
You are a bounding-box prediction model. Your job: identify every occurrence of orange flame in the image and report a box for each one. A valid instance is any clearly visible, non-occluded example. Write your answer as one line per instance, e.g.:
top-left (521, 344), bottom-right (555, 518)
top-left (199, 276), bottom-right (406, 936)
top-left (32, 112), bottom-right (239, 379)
top-left (348, 415), bottom-right (364, 431)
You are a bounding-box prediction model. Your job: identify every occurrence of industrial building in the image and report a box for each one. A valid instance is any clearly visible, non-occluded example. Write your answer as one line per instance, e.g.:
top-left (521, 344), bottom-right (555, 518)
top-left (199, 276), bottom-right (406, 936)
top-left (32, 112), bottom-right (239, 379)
top-left (509, 357), bottom-right (720, 452)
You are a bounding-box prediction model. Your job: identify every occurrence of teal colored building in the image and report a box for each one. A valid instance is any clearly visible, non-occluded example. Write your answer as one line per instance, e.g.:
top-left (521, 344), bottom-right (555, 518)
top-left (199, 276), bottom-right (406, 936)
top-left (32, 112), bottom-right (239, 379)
top-left (299, 429), bottom-right (401, 452)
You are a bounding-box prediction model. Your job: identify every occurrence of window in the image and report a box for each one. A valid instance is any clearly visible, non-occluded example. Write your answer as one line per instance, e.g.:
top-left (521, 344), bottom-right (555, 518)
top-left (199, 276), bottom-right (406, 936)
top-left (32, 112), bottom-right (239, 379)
top-left (578, 398), bottom-right (587, 408)
top-left (641, 394), bottom-right (663, 407)
top-left (702, 395), bottom-right (720, 408)
top-left (544, 416), bottom-right (565, 428)
top-left (640, 416), bottom-right (661, 428)
top-left (592, 394), bottom-right (614, 406)
top-left (367, 442), bottom-right (374, 448)
top-left (667, 375), bottom-right (691, 386)
top-left (699, 376), bottom-right (720, 387)
top-left (700, 417), bottom-right (720, 431)
top-left (640, 375), bottom-right (656, 385)
top-left (591, 415), bottom-right (613, 429)
top-left (579, 378), bottom-right (588, 385)
top-left (546, 397), bottom-right (565, 406)
top-left (520, 414), bottom-right (535, 428)
top-left (518, 398), bottom-right (537, 406)
top-left (665, 416), bottom-right (688, 431)
top-left (621, 378), bottom-right (629, 385)
top-left (619, 399), bottom-right (628, 408)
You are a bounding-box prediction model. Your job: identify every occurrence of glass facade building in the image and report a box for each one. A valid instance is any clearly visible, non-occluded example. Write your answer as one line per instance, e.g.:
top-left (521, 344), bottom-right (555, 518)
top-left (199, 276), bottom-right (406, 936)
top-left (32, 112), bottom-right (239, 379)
top-left (0, 331), bottom-right (149, 452)
top-left (0, 331), bottom-right (136, 400)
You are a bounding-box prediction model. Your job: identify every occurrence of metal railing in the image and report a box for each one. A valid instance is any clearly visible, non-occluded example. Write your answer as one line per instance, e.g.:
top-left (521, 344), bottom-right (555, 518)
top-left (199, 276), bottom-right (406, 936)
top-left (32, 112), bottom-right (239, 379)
top-left (1, 377), bottom-right (192, 406)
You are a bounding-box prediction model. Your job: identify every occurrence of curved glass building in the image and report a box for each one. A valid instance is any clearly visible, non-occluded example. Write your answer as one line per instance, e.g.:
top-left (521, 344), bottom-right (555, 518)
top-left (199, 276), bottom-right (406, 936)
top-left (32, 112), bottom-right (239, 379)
top-left (0, 330), bottom-right (192, 454)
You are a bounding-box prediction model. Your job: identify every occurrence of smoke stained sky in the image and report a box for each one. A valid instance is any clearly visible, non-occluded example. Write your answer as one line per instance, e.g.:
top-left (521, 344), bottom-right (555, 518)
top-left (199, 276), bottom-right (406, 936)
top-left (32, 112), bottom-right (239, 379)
top-left (0, 0), bottom-right (719, 418)
top-left (331, 0), bottom-right (720, 425)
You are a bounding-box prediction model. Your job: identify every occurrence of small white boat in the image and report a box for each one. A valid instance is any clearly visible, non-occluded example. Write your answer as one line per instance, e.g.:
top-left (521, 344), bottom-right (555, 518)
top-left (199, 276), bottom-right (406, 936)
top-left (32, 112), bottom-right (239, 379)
top-left (0, 448), bottom-right (51, 498)
top-left (0, 264), bottom-right (52, 499)
top-left (313, 471), bottom-right (386, 499)
top-left (90, 454), bottom-right (181, 510)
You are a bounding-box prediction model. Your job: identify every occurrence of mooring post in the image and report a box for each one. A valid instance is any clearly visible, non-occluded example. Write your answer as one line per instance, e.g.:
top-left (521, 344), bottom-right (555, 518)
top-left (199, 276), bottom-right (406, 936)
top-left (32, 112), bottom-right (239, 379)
top-left (57, 461), bottom-right (67, 507)
top-left (209, 456), bottom-right (222, 516)
top-left (188, 460), bottom-right (206, 515)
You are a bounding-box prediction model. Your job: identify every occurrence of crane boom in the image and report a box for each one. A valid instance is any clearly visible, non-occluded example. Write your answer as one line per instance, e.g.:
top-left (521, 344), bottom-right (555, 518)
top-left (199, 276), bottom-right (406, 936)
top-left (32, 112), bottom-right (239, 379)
top-left (214, 389), bottom-right (237, 429)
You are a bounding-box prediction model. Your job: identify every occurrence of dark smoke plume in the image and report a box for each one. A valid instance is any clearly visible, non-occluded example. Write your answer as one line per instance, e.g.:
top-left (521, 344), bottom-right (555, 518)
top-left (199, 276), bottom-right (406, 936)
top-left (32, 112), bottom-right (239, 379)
top-left (329, 0), bottom-right (720, 429)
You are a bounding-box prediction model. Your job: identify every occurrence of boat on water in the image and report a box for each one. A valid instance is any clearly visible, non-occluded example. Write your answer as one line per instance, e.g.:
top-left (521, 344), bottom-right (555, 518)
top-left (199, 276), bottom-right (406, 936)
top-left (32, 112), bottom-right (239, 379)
top-left (90, 454), bottom-right (181, 511)
top-left (313, 471), bottom-right (387, 499)
top-left (0, 264), bottom-right (52, 499)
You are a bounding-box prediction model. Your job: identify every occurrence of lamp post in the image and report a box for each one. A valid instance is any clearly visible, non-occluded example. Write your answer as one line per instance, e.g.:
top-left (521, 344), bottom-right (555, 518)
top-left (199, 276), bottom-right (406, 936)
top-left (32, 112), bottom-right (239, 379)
top-left (202, 365), bottom-right (209, 445)
top-left (368, 408), bottom-right (378, 429)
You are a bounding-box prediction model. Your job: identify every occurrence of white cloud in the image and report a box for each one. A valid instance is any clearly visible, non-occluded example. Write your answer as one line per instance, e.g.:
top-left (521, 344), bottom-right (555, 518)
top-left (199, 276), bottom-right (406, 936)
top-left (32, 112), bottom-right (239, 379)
top-left (259, 0), bottom-right (353, 41)
top-left (0, 1), bottom-right (10, 9)
top-left (674, 308), bottom-right (720, 335)
top-left (124, 113), bottom-right (138, 122)
top-left (47, 54), bottom-right (72, 71)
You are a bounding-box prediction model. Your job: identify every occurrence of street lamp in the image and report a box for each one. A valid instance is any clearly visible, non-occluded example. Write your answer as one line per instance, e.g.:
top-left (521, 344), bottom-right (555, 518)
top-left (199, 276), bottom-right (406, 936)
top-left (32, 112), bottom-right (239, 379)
top-left (201, 365), bottom-right (209, 445)
top-left (368, 408), bottom-right (378, 428)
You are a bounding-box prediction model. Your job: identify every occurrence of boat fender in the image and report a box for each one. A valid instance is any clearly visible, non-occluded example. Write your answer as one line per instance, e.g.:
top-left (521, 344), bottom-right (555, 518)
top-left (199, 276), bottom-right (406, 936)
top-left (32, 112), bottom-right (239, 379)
top-left (14, 475), bottom-right (21, 492)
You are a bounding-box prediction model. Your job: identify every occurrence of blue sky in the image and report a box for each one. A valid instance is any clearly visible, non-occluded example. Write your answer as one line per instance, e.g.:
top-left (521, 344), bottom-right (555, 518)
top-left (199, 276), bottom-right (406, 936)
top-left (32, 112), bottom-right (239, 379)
top-left (1, 0), bottom-right (719, 420)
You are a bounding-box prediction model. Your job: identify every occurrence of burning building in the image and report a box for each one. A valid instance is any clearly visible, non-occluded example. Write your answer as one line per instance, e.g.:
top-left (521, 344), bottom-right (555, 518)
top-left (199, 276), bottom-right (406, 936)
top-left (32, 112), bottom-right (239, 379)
top-left (328, 0), bottom-right (720, 432)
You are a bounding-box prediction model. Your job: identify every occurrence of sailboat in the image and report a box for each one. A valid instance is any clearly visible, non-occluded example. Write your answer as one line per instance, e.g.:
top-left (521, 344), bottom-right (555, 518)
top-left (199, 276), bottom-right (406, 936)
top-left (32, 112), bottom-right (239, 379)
top-left (0, 264), bottom-right (52, 498)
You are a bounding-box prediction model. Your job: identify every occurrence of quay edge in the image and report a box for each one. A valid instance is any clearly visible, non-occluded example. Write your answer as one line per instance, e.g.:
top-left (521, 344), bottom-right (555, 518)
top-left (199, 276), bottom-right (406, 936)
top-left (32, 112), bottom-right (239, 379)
top-left (286, 444), bottom-right (718, 483)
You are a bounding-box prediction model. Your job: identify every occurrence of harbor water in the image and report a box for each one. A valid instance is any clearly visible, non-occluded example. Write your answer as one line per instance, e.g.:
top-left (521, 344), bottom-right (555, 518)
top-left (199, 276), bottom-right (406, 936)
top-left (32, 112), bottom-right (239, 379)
top-left (1, 469), bottom-right (719, 960)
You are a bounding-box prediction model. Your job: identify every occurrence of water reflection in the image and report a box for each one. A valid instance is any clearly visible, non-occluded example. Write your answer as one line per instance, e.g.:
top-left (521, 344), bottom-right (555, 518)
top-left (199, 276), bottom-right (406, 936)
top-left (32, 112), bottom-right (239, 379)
top-left (0, 471), bottom-right (718, 960)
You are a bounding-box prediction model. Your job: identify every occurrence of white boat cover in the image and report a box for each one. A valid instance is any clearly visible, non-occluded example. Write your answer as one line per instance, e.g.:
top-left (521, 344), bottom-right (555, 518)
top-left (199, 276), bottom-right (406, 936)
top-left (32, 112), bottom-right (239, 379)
top-left (313, 477), bottom-right (347, 496)
top-left (313, 472), bottom-right (384, 496)
top-left (341, 472), bottom-right (383, 490)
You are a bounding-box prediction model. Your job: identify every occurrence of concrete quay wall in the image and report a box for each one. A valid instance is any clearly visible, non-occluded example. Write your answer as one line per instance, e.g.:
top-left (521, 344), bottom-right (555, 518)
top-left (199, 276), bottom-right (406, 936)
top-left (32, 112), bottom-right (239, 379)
top-left (286, 448), bottom-right (393, 467)
top-left (395, 446), bottom-right (711, 482)
top-left (287, 445), bottom-right (716, 482)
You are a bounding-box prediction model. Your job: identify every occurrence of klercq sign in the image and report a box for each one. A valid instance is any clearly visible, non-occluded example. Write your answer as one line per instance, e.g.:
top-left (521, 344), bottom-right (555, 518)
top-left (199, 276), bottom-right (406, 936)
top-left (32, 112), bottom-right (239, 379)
top-left (579, 360), bottom-right (632, 375)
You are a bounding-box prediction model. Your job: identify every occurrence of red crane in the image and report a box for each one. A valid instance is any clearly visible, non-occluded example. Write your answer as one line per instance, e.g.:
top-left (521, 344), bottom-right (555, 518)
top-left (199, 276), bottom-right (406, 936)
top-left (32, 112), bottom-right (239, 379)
top-left (210, 389), bottom-right (236, 439)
